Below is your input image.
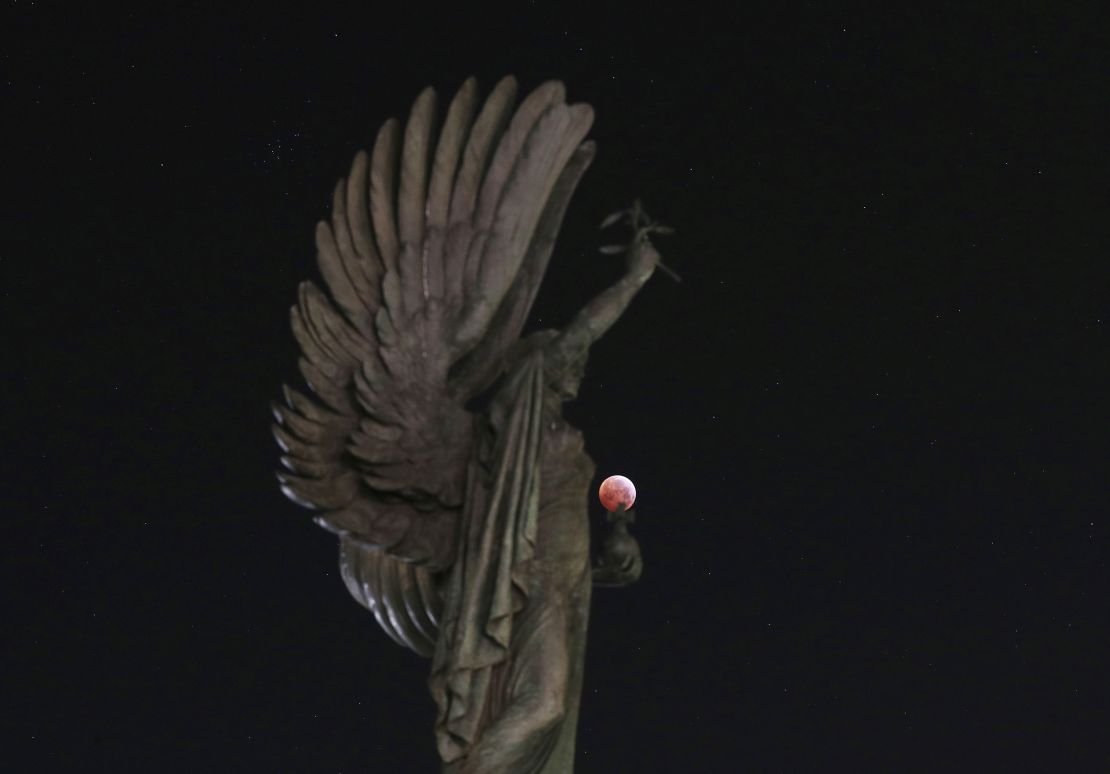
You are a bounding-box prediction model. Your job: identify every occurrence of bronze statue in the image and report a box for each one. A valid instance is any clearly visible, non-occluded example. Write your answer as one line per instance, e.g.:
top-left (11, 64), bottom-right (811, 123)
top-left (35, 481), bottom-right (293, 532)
top-left (272, 76), bottom-right (669, 773)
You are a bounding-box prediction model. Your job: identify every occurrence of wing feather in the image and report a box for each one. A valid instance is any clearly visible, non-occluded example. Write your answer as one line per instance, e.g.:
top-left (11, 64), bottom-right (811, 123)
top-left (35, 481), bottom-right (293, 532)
top-left (339, 539), bottom-right (411, 649)
top-left (270, 401), bottom-right (335, 445)
top-left (397, 88), bottom-right (437, 314)
top-left (425, 78), bottom-right (479, 301)
top-left (318, 499), bottom-right (411, 546)
top-left (448, 141), bottom-right (597, 398)
top-left (290, 301), bottom-right (336, 374)
top-left (344, 150), bottom-right (379, 265)
top-left (467, 104), bottom-right (572, 297)
top-left (456, 102), bottom-right (593, 349)
top-left (378, 555), bottom-right (435, 655)
top-left (279, 454), bottom-right (334, 479)
top-left (313, 160), bottom-right (384, 337)
top-left (299, 282), bottom-right (369, 365)
top-left (415, 563), bottom-right (442, 626)
top-left (296, 356), bottom-right (351, 413)
top-left (398, 562), bottom-right (439, 644)
top-left (470, 80), bottom-right (566, 257)
top-left (281, 384), bottom-right (344, 425)
top-left (276, 469), bottom-right (359, 510)
top-left (373, 304), bottom-right (399, 348)
top-left (329, 179), bottom-right (363, 289)
top-left (370, 119), bottom-right (402, 274)
top-left (271, 421), bottom-right (330, 461)
top-left (457, 85), bottom-right (568, 319)
top-left (339, 536), bottom-right (441, 658)
top-left (485, 105), bottom-right (593, 283)
top-left (444, 76), bottom-right (518, 310)
top-left (315, 218), bottom-right (370, 333)
top-left (399, 88), bottom-right (436, 246)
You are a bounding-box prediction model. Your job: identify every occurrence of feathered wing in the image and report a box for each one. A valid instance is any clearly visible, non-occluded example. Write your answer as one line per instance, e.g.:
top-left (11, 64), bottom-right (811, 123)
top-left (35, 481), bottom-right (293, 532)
top-left (272, 77), bottom-right (595, 656)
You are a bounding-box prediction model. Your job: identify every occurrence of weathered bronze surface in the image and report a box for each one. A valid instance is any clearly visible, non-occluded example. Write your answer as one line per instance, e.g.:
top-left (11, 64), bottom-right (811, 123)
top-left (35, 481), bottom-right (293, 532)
top-left (272, 76), bottom-right (666, 772)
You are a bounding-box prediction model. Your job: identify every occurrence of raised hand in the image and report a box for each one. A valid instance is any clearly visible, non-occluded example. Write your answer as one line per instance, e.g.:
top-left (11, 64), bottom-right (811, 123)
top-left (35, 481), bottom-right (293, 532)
top-left (593, 505), bottom-right (643, 587)
top-left (599, 199), bottom-right (680, 282)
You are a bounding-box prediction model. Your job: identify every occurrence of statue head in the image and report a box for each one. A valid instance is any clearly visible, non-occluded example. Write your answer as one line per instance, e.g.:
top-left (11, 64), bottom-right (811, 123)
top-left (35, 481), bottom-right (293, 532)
top-left (505, 330), bottom-right (589, 402)
top-left (552, 350), bottom-right (588, 400)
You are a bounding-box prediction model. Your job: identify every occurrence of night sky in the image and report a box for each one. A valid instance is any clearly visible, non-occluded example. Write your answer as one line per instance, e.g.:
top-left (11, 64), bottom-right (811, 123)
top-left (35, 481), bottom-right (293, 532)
top-left (5, 4), bottom-right (1108, 771)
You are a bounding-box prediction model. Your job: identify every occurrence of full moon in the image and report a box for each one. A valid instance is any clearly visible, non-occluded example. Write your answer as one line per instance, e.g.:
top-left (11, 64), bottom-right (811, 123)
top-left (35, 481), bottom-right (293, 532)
top-left (599, 475), bottom-right (636, 512)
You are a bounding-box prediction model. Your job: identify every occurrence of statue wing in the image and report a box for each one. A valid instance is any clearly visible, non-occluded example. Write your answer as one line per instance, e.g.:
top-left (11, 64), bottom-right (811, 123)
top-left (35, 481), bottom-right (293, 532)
top-left (273, 77), bottom-right (596, 655)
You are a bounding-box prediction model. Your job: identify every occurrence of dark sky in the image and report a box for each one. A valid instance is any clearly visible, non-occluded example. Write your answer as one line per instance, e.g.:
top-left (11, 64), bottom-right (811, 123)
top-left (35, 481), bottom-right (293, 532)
top-left (5, 4), bottom-right (1107, 771)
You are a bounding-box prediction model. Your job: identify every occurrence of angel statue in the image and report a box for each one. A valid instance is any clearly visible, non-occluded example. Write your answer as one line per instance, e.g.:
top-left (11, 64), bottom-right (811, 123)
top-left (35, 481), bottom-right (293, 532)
top-left (271, 76), bottom-right (669, 773)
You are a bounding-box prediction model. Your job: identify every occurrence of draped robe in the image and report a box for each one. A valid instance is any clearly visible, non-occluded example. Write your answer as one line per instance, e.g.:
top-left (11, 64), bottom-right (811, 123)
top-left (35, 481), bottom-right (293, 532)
top-left (431, 343), bottom-right (595, 773)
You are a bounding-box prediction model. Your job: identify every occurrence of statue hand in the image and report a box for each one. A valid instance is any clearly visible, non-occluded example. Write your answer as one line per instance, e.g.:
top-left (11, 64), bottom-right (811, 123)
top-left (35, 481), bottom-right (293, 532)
top-left (593, 507), bottom-right (643, 587)
top-left (625, 239), bottom-right (662, 283)
top-left (599, 200), bottom-right (677, 282)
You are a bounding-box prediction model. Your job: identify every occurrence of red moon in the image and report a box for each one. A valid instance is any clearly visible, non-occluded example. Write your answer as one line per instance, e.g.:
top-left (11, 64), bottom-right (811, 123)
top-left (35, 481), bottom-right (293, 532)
top-left (599, 475), bottom-right (636, 512)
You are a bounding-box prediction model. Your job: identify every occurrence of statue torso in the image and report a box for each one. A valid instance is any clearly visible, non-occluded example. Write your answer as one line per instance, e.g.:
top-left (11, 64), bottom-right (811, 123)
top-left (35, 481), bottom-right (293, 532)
top-left (535, 414), bottom-right (594, 567)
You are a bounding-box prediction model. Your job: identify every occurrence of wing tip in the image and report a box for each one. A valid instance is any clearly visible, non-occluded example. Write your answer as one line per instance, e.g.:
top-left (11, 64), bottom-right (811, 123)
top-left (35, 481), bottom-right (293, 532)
top-left (493, 74), bottom-right (519, 101)
top-left (280, 383), bottom-right (300, 410)
top-left (413, 85), bottom-right (437, 110)
top-left (568, 102), bottom-right (595, 130)
top-left (536, 78), bottom-right (567, 104)
top-left (313, 514), bottom-right (345, 536)
top-left (350, 148), bottom-right (370, 176)
top-left (375, 116), bottom-right (402, 147)
top-left (278, 479), bottom-right (321, 511)
top-left (271, 422), bottom-right (291, 452)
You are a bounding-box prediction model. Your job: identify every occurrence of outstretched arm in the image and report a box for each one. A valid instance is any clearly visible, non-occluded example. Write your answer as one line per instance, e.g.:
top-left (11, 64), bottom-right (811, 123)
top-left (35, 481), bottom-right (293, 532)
top-left (545, 239), bottom-right (661, 373)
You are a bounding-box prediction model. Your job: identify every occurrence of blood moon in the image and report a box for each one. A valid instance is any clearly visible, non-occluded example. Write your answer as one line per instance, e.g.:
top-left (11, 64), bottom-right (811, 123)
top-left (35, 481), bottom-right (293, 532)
top-left (598, 475), bottom-right (636, 512)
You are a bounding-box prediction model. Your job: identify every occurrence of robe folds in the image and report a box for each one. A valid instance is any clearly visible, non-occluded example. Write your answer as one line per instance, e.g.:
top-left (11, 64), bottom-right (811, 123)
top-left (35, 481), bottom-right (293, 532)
top-left (431, 344), bottom-right (594, 774)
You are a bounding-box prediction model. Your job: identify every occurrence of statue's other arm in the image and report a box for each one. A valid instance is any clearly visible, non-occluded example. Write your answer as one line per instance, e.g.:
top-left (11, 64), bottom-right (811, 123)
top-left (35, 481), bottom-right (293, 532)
top-left (593, 506), bottom-right (643, 586)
